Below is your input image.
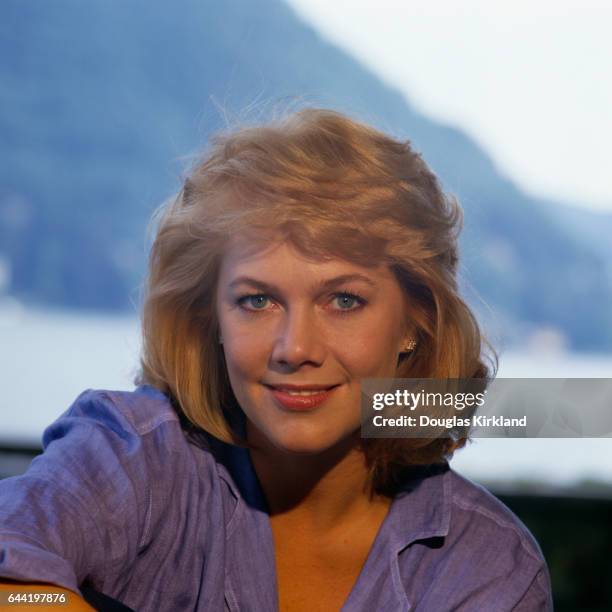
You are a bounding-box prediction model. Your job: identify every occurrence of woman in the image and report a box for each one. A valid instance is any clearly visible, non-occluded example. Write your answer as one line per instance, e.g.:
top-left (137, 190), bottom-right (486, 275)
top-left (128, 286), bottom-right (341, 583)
top-left (0, 109), bottom-right (553, 610)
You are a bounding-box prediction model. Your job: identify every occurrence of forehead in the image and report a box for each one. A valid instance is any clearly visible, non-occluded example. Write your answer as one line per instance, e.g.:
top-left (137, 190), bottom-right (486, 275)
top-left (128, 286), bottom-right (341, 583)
top-left (217, 234), bottom-right (396, 287)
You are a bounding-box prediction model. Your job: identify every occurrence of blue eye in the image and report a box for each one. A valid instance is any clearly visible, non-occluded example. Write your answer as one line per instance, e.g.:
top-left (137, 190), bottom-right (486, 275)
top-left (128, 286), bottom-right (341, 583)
top-left (238, 294), bottom-right (270, 311)
top-left (235, 291), bottom-right (366, 315)
top-left (332, 292), bottom-right (366, 312)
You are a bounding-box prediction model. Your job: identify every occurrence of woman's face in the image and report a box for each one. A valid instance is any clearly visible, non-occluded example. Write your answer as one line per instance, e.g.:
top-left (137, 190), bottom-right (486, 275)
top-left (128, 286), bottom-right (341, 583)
top-left (215, 236), bottom-right (413, 455)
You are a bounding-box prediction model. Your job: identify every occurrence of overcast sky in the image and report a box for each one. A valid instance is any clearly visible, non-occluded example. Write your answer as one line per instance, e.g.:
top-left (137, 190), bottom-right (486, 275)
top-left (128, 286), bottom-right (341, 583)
top-left (286, 0), bottom-right (612, 211)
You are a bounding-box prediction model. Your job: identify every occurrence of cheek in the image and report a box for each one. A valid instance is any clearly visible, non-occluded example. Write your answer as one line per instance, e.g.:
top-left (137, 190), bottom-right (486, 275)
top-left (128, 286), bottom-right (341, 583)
top-left (330, 326), bottom-right (399, 375)
top-left (222, 323), bottom-right (272, 383)
top-left (221, 344), bottom-right (263, 421)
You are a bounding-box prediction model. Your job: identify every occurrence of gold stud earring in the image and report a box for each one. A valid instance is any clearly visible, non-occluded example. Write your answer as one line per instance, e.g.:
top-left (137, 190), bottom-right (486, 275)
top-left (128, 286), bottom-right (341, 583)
top-left (403, 340), bottom-right (417, 352)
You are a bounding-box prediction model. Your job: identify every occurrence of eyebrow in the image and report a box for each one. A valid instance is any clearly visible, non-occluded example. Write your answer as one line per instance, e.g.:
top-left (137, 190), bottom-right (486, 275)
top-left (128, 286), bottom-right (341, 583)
top-left (227, 273), bottom-right (378, 294)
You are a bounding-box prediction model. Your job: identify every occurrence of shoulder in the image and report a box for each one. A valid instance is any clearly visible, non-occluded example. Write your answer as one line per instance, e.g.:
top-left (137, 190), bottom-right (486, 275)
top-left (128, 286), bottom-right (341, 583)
top-left (444, 468), bottom-right (552, 609)
top-left (49, 384), bottom-right (183, 440)
top-left (394, 464), bottom-right (545, 567)
top-left (447, 467), bottom-right (545, 566)
top-left (36, 384), bottom-right (224, 502)
top-left (0, 385), bottom-right (230, 600)
top-left (393, 465), bottom-right (552, 610)
top-left (40, 384), bottom-right (215, 460)
top-left (23, 384), bottom-right (230, 518)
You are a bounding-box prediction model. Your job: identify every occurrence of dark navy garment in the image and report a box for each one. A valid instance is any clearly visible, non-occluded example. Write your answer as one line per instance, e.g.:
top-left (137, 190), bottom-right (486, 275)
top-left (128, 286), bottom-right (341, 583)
top-left (0, 385), bottom-right (553, 610)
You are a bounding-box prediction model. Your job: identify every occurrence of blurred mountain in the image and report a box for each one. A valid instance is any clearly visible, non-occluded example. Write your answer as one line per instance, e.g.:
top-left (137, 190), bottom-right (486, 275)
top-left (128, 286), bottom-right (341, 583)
top-left (0, 0), bottom-right (611, 350)
top-left (547, 203), bottom-right (612, 261)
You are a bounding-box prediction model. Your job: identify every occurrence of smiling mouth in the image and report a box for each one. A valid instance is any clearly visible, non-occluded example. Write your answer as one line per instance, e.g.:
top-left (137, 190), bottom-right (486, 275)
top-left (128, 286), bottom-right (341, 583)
top-left (263, 384), bottom-right (341, 410)
top-left (263, 384), bottom-right (340, 395)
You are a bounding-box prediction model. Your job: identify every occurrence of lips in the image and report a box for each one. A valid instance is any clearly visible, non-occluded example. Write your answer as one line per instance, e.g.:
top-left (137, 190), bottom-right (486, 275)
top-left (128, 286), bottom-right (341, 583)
top-left (263, 383), bottom-right (340, 411)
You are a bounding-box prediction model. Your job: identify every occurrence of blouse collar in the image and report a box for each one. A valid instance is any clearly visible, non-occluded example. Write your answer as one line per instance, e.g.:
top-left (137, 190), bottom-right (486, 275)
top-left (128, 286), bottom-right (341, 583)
top-left (212, 432), bottom-right (452, 611)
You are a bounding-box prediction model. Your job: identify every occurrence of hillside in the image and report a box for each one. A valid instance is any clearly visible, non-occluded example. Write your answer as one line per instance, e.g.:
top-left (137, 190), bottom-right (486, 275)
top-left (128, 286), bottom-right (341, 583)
top-left (0, 0), bottom-right (610, 349)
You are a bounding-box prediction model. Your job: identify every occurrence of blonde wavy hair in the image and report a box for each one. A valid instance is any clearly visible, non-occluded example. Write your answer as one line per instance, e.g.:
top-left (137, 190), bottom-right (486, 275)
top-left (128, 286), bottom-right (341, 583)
top-left (135, 108), bottom-right (497, 495)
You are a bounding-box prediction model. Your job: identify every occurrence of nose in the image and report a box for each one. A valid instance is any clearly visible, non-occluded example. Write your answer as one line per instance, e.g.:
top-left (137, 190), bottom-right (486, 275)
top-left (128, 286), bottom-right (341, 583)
top-left (270, 305), bottom-right (325, 369)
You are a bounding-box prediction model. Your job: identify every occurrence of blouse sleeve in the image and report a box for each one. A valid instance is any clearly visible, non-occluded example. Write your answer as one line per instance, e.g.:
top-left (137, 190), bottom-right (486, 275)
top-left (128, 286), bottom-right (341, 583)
top-left (0, 390), bottom-right (152, 594)
top-left (512, 565), bottom-right (554, 611)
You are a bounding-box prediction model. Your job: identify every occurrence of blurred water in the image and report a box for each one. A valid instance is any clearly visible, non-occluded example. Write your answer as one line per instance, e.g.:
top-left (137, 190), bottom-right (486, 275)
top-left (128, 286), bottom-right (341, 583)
top-left (0, 302), bottom-right (140, 444)
top-left (1, 303), bottom-right (611, 488)
top-left (454, 353), bottom-right (612, 489)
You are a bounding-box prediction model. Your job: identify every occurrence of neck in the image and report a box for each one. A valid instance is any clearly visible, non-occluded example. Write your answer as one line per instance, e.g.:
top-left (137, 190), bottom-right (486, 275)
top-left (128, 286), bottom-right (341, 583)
top-left (247, 424), bottom-right (389, 532)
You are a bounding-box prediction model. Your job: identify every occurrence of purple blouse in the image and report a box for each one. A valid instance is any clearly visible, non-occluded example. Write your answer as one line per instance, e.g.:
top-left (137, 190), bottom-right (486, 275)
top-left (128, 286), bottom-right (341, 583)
top-left (0, 385), bottom-right (553, 610)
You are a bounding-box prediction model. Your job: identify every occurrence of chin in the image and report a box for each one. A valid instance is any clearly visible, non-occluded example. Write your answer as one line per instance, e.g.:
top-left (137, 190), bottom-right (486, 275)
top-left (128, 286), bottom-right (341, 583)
top-left (265, 423), bottom-right (356, 456)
